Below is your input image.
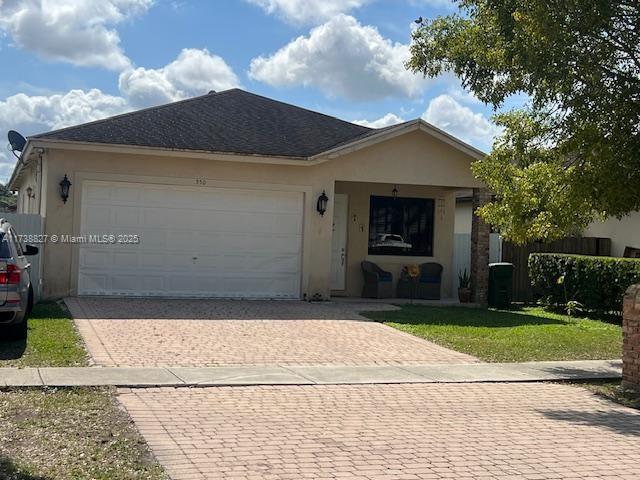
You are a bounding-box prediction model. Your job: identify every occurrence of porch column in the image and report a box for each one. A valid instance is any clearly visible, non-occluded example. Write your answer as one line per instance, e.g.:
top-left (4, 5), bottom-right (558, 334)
top-left (623, 284), bottom-right (640, 390)
top-left (470, 187), bottom-right (491, 305)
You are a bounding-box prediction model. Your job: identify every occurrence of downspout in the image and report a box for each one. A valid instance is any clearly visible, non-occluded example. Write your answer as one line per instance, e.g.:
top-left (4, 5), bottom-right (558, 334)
top-left (37, 149), bottom-right (44, 215)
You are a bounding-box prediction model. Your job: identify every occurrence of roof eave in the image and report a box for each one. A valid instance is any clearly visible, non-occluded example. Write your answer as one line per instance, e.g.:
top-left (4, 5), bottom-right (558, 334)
top-left (21, 139), bottom-right (310, 165)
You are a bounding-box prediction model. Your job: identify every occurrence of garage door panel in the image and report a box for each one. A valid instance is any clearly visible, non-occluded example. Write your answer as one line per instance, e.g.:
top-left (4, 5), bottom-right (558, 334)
top-left (84, 184), bottom-right (111, 201)
top-left (111, 275), bottom-right (141, 292)
top-left (249, 255), bottom-right (300, 273)
top-left (247, 235), bottom-right (302, 255)
top-left (112, 186), bottom-right (140, 202)
top-left (112, 206), bottom-right (141, 227)
top-left (141, 276), bottom-right (164, 292)
top-left (165, 230), bottom-right (193, 246)
top-left (83, 206), bottom-right (111, 229)
top-left (140, 187), bottom-right (171, 205)
top-left (192, 256), bottom-right (221, 269)
top-left (113, 252), bottom-right (138, 267)
top-left (80, 250), bottom-right (111, 268)
top-left (79, 181), bottom-right (303, 298)
top-left (142, 208), bottom-right (169, 226)
top-left (137, 232), bottom-right (167, 250)
top-left (194, 232), bottom-right (219, 250)
top-left (79, 273), bottom-right (107, 292)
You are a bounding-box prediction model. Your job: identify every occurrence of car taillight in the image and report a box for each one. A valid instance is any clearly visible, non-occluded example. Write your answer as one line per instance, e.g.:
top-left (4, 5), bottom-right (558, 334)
top-left (0, 264), bottom-right (20, 285)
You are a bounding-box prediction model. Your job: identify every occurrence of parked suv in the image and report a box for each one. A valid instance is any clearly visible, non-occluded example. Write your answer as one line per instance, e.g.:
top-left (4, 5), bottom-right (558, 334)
top-left (0, 220), bottom-right (38, 340)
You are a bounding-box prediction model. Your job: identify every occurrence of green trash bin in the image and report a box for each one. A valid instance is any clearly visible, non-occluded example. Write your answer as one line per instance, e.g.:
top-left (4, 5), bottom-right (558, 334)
top-left (488, 262), bottom-right (514, 308)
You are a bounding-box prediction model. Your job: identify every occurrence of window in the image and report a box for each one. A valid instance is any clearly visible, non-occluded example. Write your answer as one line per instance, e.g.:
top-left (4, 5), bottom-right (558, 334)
top-left (368, 195), bottom-right (435, 256)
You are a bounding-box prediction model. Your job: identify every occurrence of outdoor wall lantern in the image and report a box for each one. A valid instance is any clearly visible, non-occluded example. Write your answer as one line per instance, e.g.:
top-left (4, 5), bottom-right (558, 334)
top-left (26, 186), bottom-right (33, 199)
top-left (392, 185), bottom-right (398, 199)
top-left (59, 175), bottom-right (72, 204)
top-left (317, 190), bottom-right (329, 216)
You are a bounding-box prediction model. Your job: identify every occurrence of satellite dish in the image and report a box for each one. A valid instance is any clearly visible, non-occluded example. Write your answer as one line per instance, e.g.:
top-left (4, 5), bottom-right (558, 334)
top-left (8, 130), bottom-right (26, 153)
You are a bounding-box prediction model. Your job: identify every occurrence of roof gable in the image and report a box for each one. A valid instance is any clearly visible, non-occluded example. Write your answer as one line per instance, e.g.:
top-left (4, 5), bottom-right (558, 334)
top-left (32, 89), bottom-right (372, 158)
top-left (311, 119), bottom-right (485, 161)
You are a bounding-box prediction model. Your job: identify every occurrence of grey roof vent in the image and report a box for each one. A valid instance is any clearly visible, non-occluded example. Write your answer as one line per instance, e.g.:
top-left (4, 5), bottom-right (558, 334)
top-left (208, 90), bottom-right (216, 95)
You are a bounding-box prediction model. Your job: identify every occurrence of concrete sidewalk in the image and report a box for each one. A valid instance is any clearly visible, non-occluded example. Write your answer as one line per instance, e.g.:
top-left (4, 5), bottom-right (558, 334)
top-left (0, 359), bottom-right (621, 387)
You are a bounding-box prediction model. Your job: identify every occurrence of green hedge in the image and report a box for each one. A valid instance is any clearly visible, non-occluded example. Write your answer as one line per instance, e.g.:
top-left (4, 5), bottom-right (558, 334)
top-left (528, 253), bottom-right (640, 314)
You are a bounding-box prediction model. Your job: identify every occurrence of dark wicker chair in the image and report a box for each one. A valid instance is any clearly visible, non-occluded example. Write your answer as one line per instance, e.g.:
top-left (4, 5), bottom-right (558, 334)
top-left (361, 261), bottom-right (393, 299)
top-left (416, 262), bottom-right (442, 300)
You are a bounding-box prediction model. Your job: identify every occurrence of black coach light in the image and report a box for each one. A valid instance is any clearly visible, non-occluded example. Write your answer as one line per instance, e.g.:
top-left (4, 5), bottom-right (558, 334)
top-left (59, 175), bottom-right (72, 204)
top-left (317, 190), bottom-right (329, 216)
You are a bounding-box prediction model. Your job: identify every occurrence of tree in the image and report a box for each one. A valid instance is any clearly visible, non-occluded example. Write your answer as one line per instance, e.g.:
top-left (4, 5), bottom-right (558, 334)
top-left (0, 184), bottom-right (16, 209)
top-left (408, 0), bottom-right (640, 243)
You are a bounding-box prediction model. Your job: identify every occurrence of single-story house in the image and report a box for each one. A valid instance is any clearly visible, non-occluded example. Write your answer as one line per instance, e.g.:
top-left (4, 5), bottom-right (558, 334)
top-left (9, 88), bottom-right (490, 301)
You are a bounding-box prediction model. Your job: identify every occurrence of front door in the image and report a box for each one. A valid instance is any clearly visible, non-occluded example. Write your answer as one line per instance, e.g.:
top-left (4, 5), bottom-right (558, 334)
top-left (330, 194), bottom-right (348, 291)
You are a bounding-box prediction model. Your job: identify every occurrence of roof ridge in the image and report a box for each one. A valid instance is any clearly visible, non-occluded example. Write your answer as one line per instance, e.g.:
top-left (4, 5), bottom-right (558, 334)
top-left (231, 89), bottom-right (372, 131)
top-left (31, 89), bottom-right (237, 139)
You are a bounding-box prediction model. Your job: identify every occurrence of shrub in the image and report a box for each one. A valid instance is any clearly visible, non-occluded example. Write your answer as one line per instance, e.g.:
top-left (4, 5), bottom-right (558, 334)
top-left (528, 253), bottom-right (640, 315)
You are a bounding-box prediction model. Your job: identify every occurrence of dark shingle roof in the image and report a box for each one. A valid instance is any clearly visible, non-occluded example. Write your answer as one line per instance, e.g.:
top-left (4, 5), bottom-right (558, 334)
top-left (32, 89), bottom-right (374, 158)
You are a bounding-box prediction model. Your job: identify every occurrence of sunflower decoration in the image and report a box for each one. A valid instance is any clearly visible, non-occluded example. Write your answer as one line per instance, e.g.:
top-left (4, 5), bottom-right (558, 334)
top-left (407, 264), bottom-right (420, 279)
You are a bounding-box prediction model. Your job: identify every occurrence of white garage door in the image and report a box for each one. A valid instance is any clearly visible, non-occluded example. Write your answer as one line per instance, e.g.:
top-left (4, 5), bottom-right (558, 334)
top-left (78, 181), bottom-right (303, 298)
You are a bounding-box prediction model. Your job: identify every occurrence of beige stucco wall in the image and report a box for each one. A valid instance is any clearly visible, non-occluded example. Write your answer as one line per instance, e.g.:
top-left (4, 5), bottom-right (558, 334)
top-left (17, 128), bottom-right (482, 299)
top-left (15, 163), bottom-right (39, 214)
top-left (334, 181), bottom-right (457, 299)
top-left (583, 212), bottom-right (640, 257)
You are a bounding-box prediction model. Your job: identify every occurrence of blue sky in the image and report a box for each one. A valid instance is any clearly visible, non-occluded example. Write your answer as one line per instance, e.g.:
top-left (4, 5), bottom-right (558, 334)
top-left (0, 0), bottom-right (514, 182)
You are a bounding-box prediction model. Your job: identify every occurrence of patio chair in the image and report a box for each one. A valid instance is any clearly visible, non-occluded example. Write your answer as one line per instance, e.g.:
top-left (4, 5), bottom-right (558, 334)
top-left (361, 261), bottom-right (393, 299)
top-left (416, 262), bottom-right (442, 300)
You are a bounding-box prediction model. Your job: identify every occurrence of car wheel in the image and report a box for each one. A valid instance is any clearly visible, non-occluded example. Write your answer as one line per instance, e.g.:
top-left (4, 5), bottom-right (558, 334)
top-left (27, 286), bottom-right (34, 315)
top-left (5, 316), bottom-right (27, 341)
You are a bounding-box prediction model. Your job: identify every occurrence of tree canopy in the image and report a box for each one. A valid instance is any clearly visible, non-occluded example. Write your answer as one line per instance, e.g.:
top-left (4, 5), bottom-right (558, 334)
top-left (408, 0), bottom-right (640, 243)
top-left (0, 184), bottom-right (16, 208)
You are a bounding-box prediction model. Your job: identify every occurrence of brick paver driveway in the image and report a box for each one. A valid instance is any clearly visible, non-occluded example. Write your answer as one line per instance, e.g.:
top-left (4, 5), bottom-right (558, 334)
top-left (119, 383), bottom-right (640, 480)
top-left (66, 297), bottom-right (476, 366)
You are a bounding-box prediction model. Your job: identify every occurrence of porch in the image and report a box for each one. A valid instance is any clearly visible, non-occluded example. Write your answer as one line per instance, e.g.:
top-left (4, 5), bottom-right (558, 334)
top-left (329, 181), bottom-right (491, 304)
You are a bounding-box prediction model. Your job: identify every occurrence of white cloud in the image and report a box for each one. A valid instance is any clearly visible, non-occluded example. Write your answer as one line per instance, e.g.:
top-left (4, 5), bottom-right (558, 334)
top-left (249, 15), bottom-right (429, 101)
top-left (119, 48), bottom-right (240, 107)
top-left (0, 88), bottom-right (130, 182)
top-left (245, 0), bottom-right (370, 25)
top-left (408, 0), bottom-right (457, 9)
top-left (246, 0), bottom-right (456, 25)
top-left (0, 89), bottom-right (129, 131)
top-left (353, 112), bottom-right (404, 128)
top-left (422, 94), bottom-right (502, 150)
top-left (446, 86), bottom-right (482, 105)
top-left (0, 0), bottom-right (153, 70)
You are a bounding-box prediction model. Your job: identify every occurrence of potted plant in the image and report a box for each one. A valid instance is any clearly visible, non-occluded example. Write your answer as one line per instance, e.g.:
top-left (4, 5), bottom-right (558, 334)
top-left (458, 269), bottom-right (471, 303)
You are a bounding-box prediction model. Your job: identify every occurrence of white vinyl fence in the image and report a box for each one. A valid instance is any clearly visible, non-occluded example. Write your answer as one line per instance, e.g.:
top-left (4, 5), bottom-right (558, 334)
top-left (453, 233), bottom-right (502, 291)
top-left (0, 213), bottom-right (44, 300)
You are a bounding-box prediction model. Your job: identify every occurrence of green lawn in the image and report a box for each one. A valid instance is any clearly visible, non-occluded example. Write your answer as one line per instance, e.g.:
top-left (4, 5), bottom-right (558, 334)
top-left (0, 301), bottom-right (87, 367)
top-left (0, 305), bottom-right (165, 479)
top-left (364, 305), bottom-right (621, 362)
top-left (0, 387), bottom-right (167, 480)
